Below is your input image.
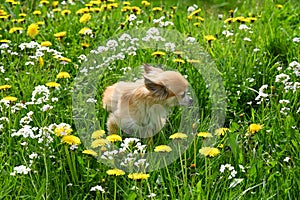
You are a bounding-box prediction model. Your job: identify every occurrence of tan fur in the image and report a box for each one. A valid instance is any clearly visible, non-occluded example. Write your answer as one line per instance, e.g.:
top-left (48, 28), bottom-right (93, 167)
top-left (102, 65), bottom-right (192, 137)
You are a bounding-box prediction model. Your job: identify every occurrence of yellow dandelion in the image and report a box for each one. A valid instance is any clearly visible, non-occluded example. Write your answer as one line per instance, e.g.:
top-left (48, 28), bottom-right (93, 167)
top-left (54, 31), bottom-right (66, 38)
top-left (197, 132), bottom-right (213, 138)
top-left (61, 9), bottom-right (71, 16)
top-left (33, 10), bottom-right (42, 15)
top-left (2, 96), bottom-right (17, 102)
top-left (58, 57), bottom-right (72, 63)
top-left (0, 39), bottom-right (11, 43)
top-left (62, 135), bottom-right (81, 145)
top-left (81, 43), bottom-right (89, 48)
top-left (151, 51), bottom-right (166, 57)
top-left (152, 7), bottom-right (162, 11)
top-left (215, 128), bottom-right (229, 136)
top-left (248, 124), bottom-right (263, 134)
top-left (154, 145), bottom-right (172, 153)
top-left (224, 17), bottom-right (236, 24)
top-left (76, 8), bottom-right (90, 14)
top-left (83, 149), bottom-right (98, 156)
top-left (0, 85), bottom-right (11, 90)
top-left (38, 56), bottom-right (44, 66)
top-left (194, 22), bottom-right (201, 27)
top-left (41, 41), bottom-right (52, 47)
top-left (80, 13), bottom-right (91, 23)
top-left (46, 82), bottom-right (60, 88)
top-left (19, 13), bottom-right (26, 17)
top-left (173, 58), bottom-right (185, 64)
top-left (9, 27), bottom-right (24, 34)
top-left (106, 168), bottom-right (125, 176)
top-left (40, 0), bottom-right (49, 5)
top-left (106, 134), bottom-right (122, 142)
top-left (52, 1), bottom-right (59, 7)
top-left (204, 35), bottom-right (216, 42)
top-left (141, 0), bottom-right (150, 7)
top-left (276, 4), bottom-right (283, 9)
top-left (54, 126), bottom-right (73, 137)
top-left (195, 16), bottom-right (205, 21)
top-left (57, 71), bottom-right (71, 79)
top-left (79, 27), bottom-right (92, 35)
top-left (169, 132), bottom-right (188, 140)
top-left (92, 130), bottom-right (106, 139)
top-left (52, 8), bottom-right (62, 12)
top-left (131, 6), bottom-right (141, 14)
top-left (128, 173), bottom-right (150, 180)
top-left (91, 138), bottom-right (110, 148)
top-left (199, 147), bottom-right (220, 157)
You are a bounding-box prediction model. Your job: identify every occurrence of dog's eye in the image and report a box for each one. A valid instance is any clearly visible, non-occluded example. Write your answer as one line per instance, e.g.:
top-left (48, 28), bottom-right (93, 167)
top-left (181, 92), bottom-right (186, 98)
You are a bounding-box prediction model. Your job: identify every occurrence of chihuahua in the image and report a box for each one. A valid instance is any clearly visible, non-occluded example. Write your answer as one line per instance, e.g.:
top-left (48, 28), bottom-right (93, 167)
top-left (102, 64), bottom-right (192, 138)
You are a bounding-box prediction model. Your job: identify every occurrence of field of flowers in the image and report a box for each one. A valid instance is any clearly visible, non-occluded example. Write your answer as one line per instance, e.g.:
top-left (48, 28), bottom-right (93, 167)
top-left (0, 0), bottom-right (299, 199)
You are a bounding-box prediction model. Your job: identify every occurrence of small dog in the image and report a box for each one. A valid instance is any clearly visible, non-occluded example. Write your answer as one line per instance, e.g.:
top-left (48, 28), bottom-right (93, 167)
top-left (102, 64), bottom-right (192, 137)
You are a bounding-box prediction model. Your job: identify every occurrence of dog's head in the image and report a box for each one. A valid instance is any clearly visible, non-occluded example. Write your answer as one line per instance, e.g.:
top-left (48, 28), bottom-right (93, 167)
top-left (143, 64), bottom-right (193, 106)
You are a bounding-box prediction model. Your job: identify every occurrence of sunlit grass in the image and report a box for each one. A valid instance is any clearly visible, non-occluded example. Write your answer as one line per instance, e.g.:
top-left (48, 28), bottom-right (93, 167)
top-left (0, 0), bottom-right (299, 199)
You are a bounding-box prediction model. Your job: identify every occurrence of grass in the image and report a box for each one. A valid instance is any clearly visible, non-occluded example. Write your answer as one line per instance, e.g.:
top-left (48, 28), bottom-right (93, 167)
top-left (0, 0), bottom-right (299, 199)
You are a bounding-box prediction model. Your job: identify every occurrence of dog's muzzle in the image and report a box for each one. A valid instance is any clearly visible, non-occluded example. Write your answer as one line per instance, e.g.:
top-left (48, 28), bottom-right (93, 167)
top-left (180, 96), bottom-right (193, 106)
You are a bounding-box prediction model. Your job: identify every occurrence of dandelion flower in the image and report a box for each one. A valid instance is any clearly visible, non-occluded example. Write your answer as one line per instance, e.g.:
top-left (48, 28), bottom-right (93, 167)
top-left (169, 132), bottom-right (188, 139)
top-left (46, 82), bottom-right (60, 88)
top-left (58, 57), bottom-right (72, 63)
top-left (215, 128), bottom-right (229, 136)
top-left (0, 85), bottom-right (11, 90)
top-left (38, 56), bottom-right (44, 66)
top-left (57, 72), bottom-right (71, 79)
top-left (276, 4), bottom-right (283, 9)
top-left (9, 27), bottom-right (24, 34)
top-left (0, 39), bottom-right (11, 43)
top-left (83, 149), bottom-right (98, 156)
top-left (141, 1), bottom-right (150, 7)
top-left (41, 41), bottom-right (52, 47)
top-left (62, 135), bottom-right (81, 145)
top-left (154, 145), bottom-right (172, 153)
top-left (197, 132), bottom-right (213, 138)
top-left (27, 23), bottom-right (39, 38)
top-left (2, 96), bottom-right (17, 102)
top-left (54, 31), bottom-right (66, 38)
top-left (92, 130), bottom-right (106, 139)
top-left (33, 10), bottom-right (42, 15)
top-left (106, 134), bottom-right (122, 142)
top-left (106, 168), bottom-right (125, 176)
top-left (54, 125), bottom-right (73, 136)
top-left (152, 7), bottom-right (163, 11)
top-left (91, 138), bottom-right (110, 148)
top-left (204, 35), bottom-right (216, 42)
top-left (128, 173), bottom-right (150, 180)
top-left (169, 132), bottom-right (188, 140)
top-left (80, 13), bottom-right (91, 23)
top-left (79, 27), bottom-right (92, 35)
top-left (248, 124), bottom-right (263, 134)
top-left (173, 58), bottom-right (185, 64)
top-left (61, 9), bottom-right (71, 16)
top-left (199, 147), bottom-right (220, 157)
top-left (151, 51), bottom-right (166, 57)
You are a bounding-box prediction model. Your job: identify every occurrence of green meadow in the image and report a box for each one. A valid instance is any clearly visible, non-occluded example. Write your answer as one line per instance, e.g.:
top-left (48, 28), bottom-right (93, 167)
top-left (0, 0), bottom-right (299, 199)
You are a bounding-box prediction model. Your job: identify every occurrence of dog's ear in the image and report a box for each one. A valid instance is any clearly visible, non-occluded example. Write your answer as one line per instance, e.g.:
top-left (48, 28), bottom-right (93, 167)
top-left (143, 64), bottom-right (164, 75)
top-left (144, 76), bottom-right (169, 99)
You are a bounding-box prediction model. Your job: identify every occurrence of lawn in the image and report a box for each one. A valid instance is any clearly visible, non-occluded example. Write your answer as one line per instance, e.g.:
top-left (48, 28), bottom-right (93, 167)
top-left (0, 0), bottom-right (299, 199)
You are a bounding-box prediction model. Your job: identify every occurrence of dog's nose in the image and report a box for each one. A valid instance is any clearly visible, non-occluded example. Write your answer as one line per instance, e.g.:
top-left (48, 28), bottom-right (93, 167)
top-left (187, 97), bottom-right (193, 106)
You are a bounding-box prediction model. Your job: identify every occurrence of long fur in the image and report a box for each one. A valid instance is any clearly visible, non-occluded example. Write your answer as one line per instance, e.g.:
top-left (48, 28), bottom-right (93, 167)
top-left (102, 65), bottom-right (192, 137)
